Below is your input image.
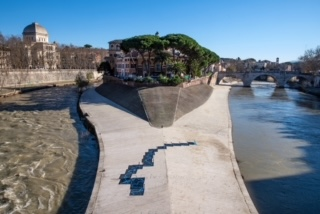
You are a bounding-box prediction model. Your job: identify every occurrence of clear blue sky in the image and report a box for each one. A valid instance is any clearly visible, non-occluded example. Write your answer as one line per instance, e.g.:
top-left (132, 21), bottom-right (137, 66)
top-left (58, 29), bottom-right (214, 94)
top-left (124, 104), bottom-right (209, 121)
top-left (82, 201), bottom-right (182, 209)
top-left (0, 0), bottom-right (319, 62)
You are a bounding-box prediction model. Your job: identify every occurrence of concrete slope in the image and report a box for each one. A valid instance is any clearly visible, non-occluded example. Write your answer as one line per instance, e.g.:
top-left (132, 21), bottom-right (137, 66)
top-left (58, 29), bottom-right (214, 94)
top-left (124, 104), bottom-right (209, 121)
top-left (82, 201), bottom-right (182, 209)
top-left (95, 83), bottom-right (148, 121)
top-left (175, 84), bottom-right (213, 121)
top-left (138, 86), bottom-right (180, 127)
top-left (95, 83), bottom-right (213, 128)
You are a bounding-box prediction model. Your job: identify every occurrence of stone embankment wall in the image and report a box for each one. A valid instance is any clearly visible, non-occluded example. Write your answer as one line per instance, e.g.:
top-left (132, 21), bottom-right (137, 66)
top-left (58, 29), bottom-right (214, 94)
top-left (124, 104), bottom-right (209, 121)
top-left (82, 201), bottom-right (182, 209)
top-left (179, 75), bottom-right (215, 88)
top-left (0, 69), bottom-right (102, 87)
top-left (103, 75), bottom-right (215, 88)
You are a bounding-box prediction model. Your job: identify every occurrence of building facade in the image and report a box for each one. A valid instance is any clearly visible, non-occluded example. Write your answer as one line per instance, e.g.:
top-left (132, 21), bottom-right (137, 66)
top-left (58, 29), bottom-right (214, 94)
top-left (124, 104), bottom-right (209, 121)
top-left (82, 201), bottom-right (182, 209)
top-left (23, 22), bottom-right (60, 69)
top-left (107, 40), bottom-right (182, 77)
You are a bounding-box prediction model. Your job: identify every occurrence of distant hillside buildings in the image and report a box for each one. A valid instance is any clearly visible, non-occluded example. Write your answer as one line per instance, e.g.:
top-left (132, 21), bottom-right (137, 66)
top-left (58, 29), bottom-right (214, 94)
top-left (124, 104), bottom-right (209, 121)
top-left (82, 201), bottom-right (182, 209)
top-left (106, 39), bottom-right (302, 78)
top-left (215, 57), bottom-right (301, 72)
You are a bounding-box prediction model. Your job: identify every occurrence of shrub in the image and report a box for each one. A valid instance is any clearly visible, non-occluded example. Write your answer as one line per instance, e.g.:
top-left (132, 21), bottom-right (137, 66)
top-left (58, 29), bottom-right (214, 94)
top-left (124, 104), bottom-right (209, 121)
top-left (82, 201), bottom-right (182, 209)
top-left (86, 72), bottom-right (94, 81)
top-left (143, 76), bottom-right (155, 83)
top-left (168, 76), bottom-right (183, 86)
top-left (158, 75), bottom-right (169, 84)
top-left (75, 72), bottom-right (89, 89)
top-left (135, 76), bottom-right (144, 83)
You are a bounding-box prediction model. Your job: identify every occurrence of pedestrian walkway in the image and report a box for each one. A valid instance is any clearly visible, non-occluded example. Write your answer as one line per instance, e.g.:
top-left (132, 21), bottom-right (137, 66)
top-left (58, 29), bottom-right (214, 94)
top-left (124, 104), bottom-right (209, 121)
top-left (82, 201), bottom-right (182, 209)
top-left (80, 85), bottom-right (257, 214)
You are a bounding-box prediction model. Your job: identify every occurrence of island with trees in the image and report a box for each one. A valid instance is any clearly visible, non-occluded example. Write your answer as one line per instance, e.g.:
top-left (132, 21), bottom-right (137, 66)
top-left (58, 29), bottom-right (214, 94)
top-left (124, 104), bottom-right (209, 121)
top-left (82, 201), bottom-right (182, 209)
top-left (96, 33), bottom-right (220, 127)
top-left (100, 33), bottom-right (219, 86)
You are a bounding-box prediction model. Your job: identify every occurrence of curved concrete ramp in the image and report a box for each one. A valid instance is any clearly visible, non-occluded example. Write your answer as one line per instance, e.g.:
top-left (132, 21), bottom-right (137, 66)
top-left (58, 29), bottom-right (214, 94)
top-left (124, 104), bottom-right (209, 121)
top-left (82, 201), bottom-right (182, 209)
top-left (175, 84), bottom-right (213, 121)
top-left (138, 86), bottom-right (180, 127)
top-left (96, 83), bottom-right (213, 127)
top-left (95, 83), bottom-right (148, 121)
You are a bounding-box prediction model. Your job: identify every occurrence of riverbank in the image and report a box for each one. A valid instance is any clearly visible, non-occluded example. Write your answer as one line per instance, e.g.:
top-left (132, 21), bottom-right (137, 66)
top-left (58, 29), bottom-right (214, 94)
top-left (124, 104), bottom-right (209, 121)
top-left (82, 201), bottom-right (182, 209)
top-left (80, 85), bottom-right (257, 213)
top-left (0, 79), bottom-right (104, 98)
top-left (300, 87), bottom-right (320, 97)
top-left (0, 81), bottom-right (76, 98)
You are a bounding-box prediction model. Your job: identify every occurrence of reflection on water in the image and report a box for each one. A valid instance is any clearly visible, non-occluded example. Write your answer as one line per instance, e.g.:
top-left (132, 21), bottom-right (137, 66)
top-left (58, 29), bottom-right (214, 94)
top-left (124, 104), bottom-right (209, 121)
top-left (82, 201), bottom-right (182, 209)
top-left (230, 82), bottom-right (320, 214)
top-left (0, 87), bottom-right (98, 214)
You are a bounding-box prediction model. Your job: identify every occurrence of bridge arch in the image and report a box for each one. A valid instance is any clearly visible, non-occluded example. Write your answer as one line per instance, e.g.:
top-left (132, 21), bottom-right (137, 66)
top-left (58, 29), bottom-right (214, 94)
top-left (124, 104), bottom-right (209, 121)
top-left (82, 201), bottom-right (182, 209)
top-left (216, 71), bottom-right (314, 88)
top-left (244, 73), bottom-right (278, 87)
top-left (217, 74), bottom-right (241, 85)
top-left (284, 75), bottom-right (313, 87)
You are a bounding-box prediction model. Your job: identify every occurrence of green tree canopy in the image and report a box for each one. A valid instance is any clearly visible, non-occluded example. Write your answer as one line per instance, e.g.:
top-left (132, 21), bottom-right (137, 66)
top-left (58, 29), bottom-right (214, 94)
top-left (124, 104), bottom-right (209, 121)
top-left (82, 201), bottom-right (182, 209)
top-left (84, 44), bottom-right (92, 48)
top-left (97, 61), bottom-right (112, 74)
top-left (161, 34), bottom-right (219, 76)
top-left (154, 51), bottom-right (172, 74)
top-left (121, 35), bottom-right (168, 76)
top-left (121, 33), bottom-right (219, 77)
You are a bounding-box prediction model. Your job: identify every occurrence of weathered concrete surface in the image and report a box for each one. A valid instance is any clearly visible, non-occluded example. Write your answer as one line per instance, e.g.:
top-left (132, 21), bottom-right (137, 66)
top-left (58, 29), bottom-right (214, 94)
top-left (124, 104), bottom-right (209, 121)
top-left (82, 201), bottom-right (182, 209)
top-left (95, 83), bottom-right (148, 121)
top-left (139, 86), bottom-right (180, 127)
top-left (80, 85), bottom-right (257, 214)
top-left (95, 83), bottom-right (213, 128)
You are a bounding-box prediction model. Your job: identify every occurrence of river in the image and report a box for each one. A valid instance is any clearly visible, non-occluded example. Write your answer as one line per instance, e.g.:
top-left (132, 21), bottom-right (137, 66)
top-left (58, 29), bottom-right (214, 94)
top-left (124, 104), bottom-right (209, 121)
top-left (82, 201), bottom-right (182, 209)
top-left (229, 82), bottom-right (320, 214)
top-left (2, 83), bottom-right (320, 213)
top-left (0, 86), bottom-right (98, 214)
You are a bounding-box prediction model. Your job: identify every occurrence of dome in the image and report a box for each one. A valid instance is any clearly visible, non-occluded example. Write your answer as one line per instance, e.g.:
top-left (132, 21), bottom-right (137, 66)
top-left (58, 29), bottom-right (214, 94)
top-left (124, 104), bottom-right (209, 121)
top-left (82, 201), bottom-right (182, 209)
top-left (23, 22), bottom-right (48, 36)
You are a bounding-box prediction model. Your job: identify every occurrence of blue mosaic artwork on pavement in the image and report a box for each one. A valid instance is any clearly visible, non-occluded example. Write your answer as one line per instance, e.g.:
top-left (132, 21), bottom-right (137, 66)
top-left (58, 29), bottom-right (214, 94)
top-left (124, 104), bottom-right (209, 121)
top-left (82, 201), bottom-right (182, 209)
top-left (119, 141), bottom-right (197, 196)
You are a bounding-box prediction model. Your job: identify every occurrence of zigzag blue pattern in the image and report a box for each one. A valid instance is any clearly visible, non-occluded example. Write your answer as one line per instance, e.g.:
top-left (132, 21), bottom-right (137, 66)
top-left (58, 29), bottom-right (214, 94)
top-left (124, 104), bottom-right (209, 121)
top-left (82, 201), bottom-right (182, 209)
top-left (119, 141), bottom-right (197, 196)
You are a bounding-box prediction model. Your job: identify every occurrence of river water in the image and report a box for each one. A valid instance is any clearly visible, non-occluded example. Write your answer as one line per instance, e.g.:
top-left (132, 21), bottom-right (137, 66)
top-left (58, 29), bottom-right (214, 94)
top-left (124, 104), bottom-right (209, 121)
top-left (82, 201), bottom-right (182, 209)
top-left (0, 86), bottom-right (98, 214)
top-left (229, 82), bottom-right (320, 214)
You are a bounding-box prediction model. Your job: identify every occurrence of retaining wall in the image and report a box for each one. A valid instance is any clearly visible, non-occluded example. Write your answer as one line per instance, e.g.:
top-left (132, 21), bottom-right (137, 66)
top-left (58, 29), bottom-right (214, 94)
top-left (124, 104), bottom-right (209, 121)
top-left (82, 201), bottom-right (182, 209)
top-left (0, 69), bottom-right (102, 87)
top-left (179, 76), bottom-right (215, 88)
top-left (103, 75), bottom-right (214, 88)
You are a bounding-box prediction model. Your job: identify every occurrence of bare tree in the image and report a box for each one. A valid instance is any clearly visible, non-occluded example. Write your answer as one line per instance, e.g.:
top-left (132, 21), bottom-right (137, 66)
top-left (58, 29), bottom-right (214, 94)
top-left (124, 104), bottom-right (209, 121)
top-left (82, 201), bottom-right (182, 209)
top-left (299, 46), bottom-right (320, 73)
top-left (0, 32), bottom-right (5, 44)
top-left (59, 44), bottom-right (76, 69)
top-left (0, 44), bottom-right (10, 90)
top-left (6, 36), bottom-right (29, 69)
top-left (46, 51), bottom-right (55, 69)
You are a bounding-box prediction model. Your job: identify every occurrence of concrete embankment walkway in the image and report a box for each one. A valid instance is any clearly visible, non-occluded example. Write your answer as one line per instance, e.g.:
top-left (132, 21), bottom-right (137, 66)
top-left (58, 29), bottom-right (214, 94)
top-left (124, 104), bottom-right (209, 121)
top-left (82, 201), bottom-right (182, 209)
top-left (80, 85), bottom-right (257, 214)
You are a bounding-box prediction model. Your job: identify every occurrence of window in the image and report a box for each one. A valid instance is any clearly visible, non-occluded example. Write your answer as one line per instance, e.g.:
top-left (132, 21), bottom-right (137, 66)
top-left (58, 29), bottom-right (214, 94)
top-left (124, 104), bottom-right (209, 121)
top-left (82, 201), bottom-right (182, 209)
top-left (156, 64), bottom-right (161, 71)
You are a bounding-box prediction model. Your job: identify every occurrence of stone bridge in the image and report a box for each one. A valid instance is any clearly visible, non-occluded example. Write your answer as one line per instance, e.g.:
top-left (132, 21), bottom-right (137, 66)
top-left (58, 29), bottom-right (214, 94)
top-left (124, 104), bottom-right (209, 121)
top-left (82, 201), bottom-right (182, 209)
top-left (215, 71), bottom-right (315, 88)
